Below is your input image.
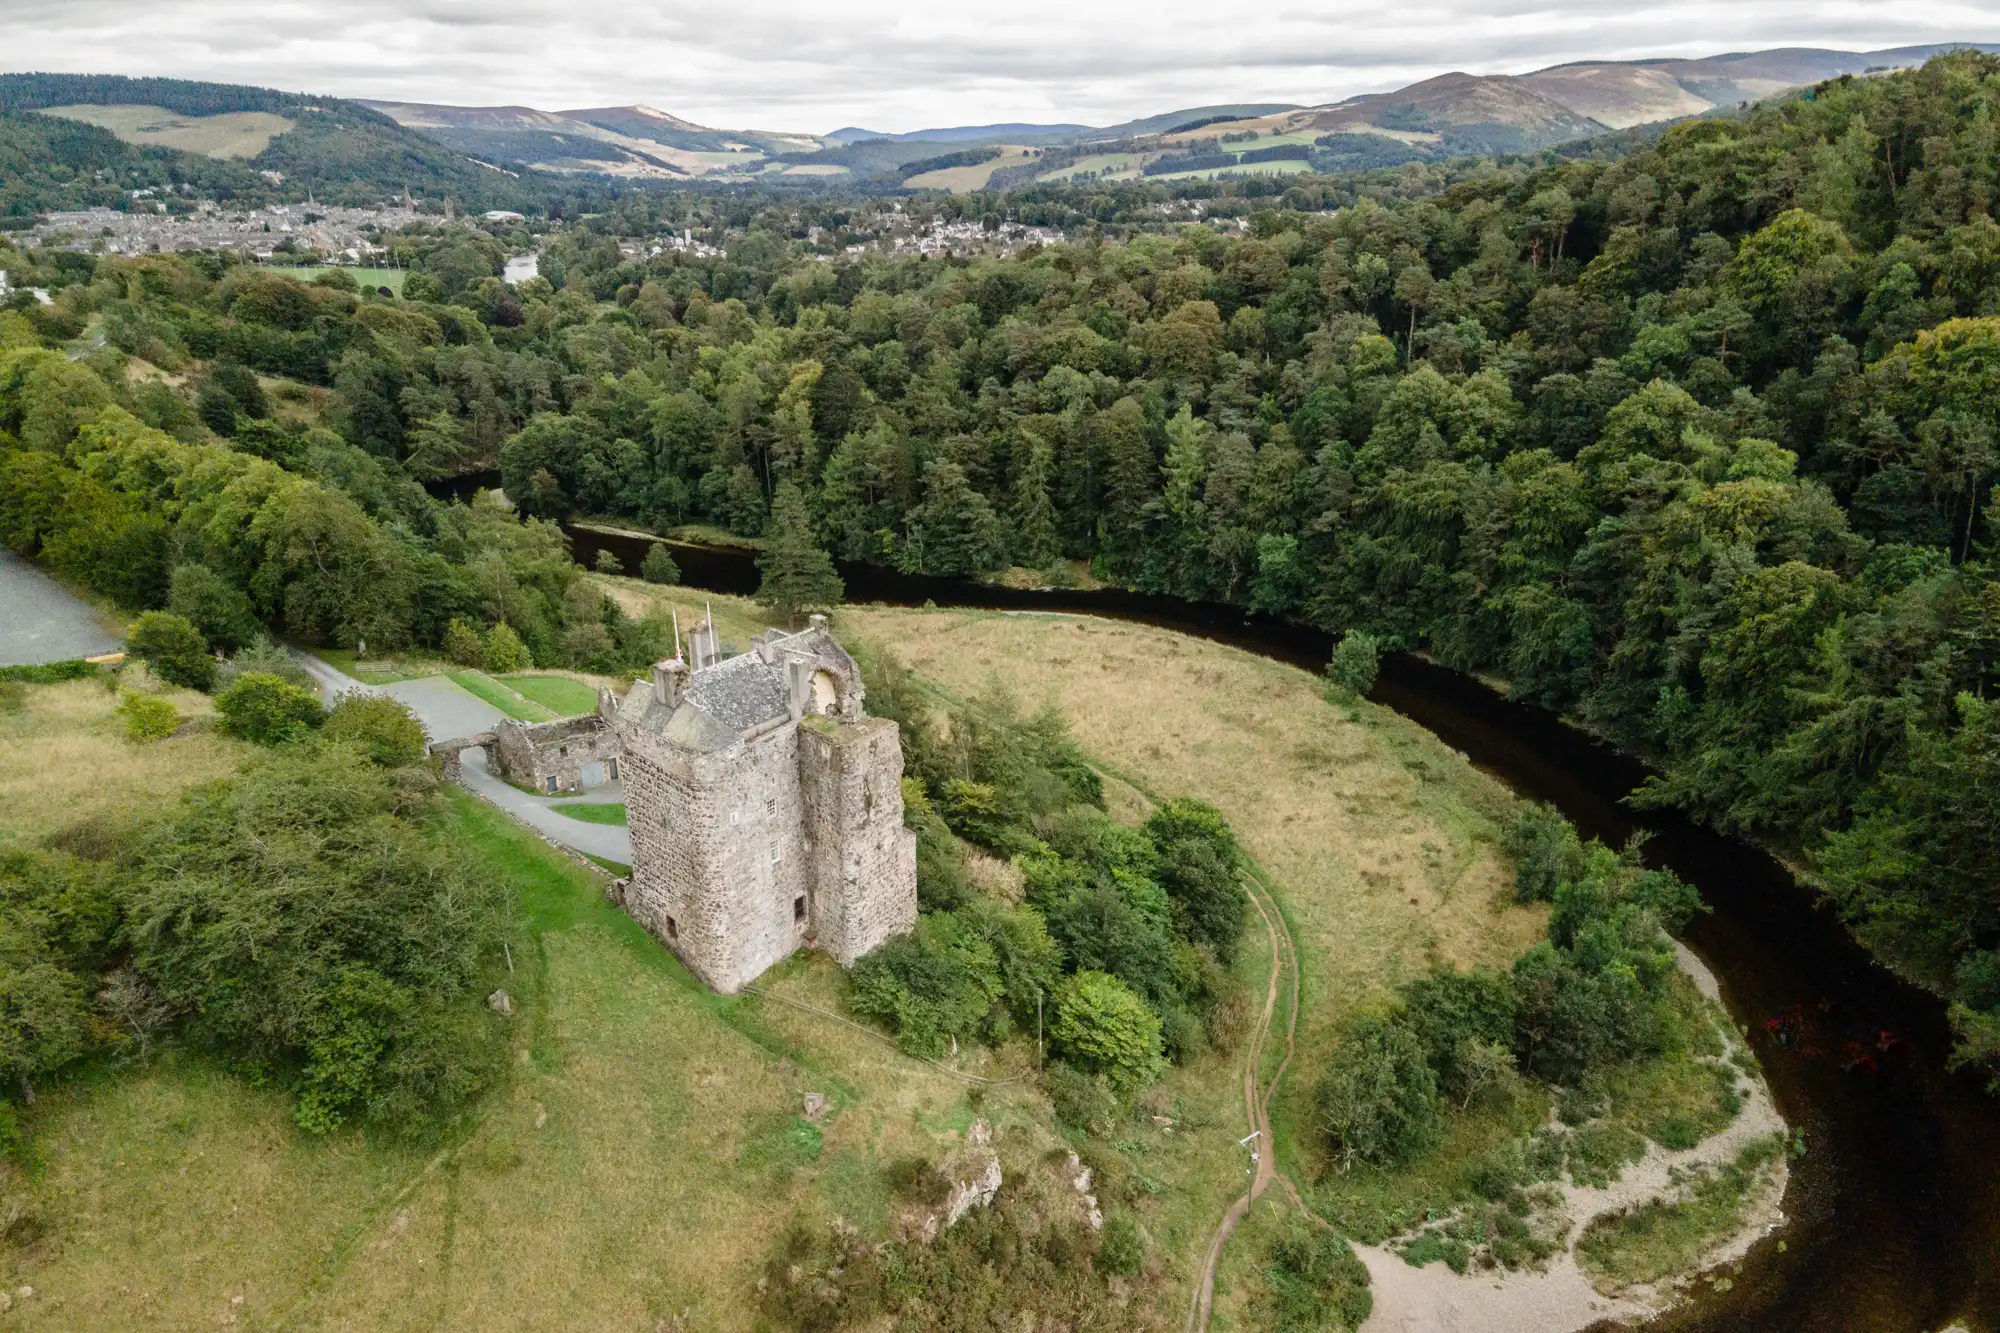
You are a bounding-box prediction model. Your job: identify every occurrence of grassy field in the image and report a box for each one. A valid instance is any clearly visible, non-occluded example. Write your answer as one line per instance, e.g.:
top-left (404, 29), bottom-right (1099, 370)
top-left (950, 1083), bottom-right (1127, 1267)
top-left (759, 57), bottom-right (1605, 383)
top-left (1149, 159), bottom-right (1317, 182)
top-left (0, 601), bottom-right (1574, 1330)
top-left (837, 609), bottom-right (1546, 1179)
top-left (906, 146), bottom-right (1037, 190)
top-left (554, 802), bottom-right (627, 825)
top-left (1041, 153), bottom-right (1142, 182)
top-left (36, 104), bottom-right (293, 158)
top-left (0, 668), bottom-right (232, 854)
top-left (262, 266), bottom-right (409, 295)
top-left (447, 670), bottom-right (556, 722)
top-left (498, 673), bottom-right (601, 717)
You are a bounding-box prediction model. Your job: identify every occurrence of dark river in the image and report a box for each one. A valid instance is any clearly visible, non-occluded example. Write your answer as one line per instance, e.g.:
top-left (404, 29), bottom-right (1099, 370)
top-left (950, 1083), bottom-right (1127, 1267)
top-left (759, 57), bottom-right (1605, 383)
top-left (441, 476), bottom-right (2000, 1329)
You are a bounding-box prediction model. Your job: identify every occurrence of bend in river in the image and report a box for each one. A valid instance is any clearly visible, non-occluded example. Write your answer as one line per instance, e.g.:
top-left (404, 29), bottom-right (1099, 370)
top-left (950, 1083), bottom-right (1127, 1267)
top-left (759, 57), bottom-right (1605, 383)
top-left (556, 518), bottom-right (2000, 1332)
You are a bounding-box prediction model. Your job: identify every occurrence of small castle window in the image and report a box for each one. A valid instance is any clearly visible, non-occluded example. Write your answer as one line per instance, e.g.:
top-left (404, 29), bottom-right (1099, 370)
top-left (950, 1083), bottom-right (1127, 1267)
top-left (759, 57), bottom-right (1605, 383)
top-left (666, 915), bottom-right (678, 939)
top-left (793, 896), bottom-right (806, 922)
top-left (771, 844), bottom-right (783, 865)
top-left (608, 757), bottom-right (619, 780)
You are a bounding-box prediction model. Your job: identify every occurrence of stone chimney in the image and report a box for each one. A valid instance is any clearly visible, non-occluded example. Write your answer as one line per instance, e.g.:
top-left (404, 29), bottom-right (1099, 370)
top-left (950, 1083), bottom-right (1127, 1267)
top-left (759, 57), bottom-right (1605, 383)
top-left (787, 659), bottom-right (811, 721)
top-left (653, 658), bottom-right (688, 708)
top-left (689, 619), bottom-right (720, 671)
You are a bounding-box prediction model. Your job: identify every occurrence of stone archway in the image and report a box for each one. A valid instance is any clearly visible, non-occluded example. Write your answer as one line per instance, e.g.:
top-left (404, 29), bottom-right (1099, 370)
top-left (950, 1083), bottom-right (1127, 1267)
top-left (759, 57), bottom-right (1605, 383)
top-left (429, 730), bottom-right (498, 782)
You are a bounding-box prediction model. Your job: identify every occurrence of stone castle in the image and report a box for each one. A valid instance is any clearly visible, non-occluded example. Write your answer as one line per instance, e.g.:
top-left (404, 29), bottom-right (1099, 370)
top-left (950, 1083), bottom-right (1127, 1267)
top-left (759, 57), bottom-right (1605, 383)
top-left (444, 616), bottom-right (918, 993)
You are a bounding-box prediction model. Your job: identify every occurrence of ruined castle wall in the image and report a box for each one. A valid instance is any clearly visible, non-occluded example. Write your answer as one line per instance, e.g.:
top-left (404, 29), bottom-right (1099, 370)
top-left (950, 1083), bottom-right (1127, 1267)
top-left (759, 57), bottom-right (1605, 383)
top-left (621, 726), bottom-right (808, 993)
top-left (490, 715), bottom-right (621, 794)
top-left (798, 716), bottom-right (919, 968)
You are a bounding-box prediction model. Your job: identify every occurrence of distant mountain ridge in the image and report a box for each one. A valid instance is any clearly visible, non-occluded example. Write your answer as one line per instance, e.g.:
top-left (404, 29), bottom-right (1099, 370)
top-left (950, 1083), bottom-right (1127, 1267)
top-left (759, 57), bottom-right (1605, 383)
top-left (16, 42), bottom-right (2000, 198)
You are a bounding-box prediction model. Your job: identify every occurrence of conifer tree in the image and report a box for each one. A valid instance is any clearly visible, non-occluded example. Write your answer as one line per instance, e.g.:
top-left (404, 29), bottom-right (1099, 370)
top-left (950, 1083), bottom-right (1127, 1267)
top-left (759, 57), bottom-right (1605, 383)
top-left (1011, 431), bottom-right (1062, 569)
top-left (757, 481), bottom-right (844, 627)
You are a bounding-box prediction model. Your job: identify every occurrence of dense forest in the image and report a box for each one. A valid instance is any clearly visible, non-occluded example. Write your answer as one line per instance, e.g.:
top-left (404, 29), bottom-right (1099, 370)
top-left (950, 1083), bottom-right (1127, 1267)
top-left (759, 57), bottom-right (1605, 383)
top-left (7, 52), bottom-right (2000, 1083)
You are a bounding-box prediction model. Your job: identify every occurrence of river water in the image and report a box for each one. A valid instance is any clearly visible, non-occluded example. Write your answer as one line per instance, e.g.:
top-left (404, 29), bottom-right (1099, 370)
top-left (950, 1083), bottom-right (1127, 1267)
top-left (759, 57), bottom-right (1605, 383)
top-left (493, 497), bottom-right (2000, 1329)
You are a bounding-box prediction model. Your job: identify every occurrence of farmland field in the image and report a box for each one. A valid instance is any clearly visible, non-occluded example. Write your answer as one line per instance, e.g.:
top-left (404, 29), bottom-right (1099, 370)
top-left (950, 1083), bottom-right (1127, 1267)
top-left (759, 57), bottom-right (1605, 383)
top-left (37, 104), bottom-right (294, 158)
top-left (906, 145), bottom-right (1037, 190)
top-left (1041, 152), bottom-right (1142, 181)
top-left (1149, 158), bottom-right (1315, 181)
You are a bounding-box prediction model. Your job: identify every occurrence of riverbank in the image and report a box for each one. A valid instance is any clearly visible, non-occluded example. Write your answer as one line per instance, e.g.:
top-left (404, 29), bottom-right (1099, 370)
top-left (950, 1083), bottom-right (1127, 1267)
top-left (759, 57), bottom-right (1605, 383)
top-left (1357, 945), bottom-right (1787, 1333)
top-left (836, 602), bottom-right (1787, 1330)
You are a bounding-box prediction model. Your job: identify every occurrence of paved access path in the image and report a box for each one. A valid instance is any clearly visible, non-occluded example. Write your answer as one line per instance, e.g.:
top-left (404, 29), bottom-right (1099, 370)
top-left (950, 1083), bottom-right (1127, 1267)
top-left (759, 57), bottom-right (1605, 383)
top-left (297, 655), bottom-right (634, 865)
top-left (0, 549), bottom-right (122, 666)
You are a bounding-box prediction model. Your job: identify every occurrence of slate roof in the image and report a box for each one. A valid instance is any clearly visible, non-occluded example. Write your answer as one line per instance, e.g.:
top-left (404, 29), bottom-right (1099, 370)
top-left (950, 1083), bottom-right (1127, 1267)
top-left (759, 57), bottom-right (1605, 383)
top-left (682, 651), bottom-right (789, 734)
top-left (619, 624), bottom-right (859, 753)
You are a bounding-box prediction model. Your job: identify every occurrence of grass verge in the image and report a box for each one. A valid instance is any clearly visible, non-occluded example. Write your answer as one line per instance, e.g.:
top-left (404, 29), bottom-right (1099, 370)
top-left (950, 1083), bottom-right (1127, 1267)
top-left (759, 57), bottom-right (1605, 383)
top-left (498, 674), bottom-right (601, 717)
top-left (448, 670), bottom-right (555, 722)
top-left (552, 803), bottom-right (627, 826)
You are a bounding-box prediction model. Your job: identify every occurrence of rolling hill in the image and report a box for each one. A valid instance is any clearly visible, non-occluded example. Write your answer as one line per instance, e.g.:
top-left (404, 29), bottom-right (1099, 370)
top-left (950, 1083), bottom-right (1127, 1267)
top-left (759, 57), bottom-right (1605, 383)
top-left (357, 42), bottom-right (2000, 191)
top-left (0, 73), bottom-right (548, 210)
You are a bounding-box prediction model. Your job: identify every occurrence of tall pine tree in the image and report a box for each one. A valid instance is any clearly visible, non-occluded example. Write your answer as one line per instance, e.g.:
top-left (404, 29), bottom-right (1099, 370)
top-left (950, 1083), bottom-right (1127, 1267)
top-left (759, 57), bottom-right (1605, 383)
top-left (757, 481), bottom-right (844, 627)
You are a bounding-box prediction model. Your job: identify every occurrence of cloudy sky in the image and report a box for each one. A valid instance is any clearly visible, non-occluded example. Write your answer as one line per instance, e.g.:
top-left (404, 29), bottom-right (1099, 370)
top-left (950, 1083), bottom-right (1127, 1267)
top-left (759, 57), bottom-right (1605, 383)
top-left (6, 0), bottom-right (1999, 132)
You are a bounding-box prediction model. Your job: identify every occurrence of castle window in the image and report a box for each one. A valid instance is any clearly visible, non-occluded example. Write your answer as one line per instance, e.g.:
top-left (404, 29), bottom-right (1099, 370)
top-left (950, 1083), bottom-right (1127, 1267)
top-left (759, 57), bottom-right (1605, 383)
top-left (608, 757), bottom-right (619, 780)
top-left (793, 896), bottom-right (806, 922)
top-left (666, 915), bottom-right (678, 939)
top-left (771, 844), bottom-right (783, 865)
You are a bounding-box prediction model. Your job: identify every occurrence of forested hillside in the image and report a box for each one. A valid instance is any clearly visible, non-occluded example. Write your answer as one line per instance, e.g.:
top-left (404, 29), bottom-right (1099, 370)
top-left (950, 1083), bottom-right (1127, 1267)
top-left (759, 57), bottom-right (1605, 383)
top-left (8, 52), bottom-right (2000, 1077)
top-left (0, 73), bottom-right (555, 212)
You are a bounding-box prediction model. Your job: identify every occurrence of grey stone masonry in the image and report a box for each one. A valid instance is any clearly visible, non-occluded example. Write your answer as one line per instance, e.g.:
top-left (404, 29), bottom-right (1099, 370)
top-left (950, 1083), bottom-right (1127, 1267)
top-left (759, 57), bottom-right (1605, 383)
top-left (612, 617), bottom-right (917, 993)
top-left (488, 713), bottom-right (623, 794)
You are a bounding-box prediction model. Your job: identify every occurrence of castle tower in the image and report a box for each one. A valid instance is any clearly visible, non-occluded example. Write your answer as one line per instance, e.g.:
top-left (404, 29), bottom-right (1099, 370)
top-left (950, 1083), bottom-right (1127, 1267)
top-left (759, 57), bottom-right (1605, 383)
top-left (611, 619), bottom-right (916, 992)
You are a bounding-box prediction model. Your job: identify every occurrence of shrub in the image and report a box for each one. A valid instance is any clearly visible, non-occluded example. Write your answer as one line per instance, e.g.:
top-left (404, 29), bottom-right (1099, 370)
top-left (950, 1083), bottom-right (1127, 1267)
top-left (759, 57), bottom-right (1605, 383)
top-left (216, 636), bottom-right (314, 692)
top-left (1505, 802), bottom-right (1584, 904)
top-left (0, 660), bottom-right (96, 685)
top-left (1399, 967), bottom-right (1519, 1106)
top-left (1261, 1224), bottom-right (1373, 1331)
top-left (124, 745), bottom-right (506, 1135)
top-left (592, 548), bottom-right (623, 575)
top-left (1145, 797), bottom-right (1246, 962)
top-left (324, 694), bottom-right (428, 767)
top-left (216, 672), bottom-right (326, 745)
top-left (1097, 1210), bottom-right (1144, 1276)
top-left (1051, 970), bottom-right (1165, 1087)
top-left (641, 543), bottom-right (682, 584)
top-left (1046, 1062), bottom-right (1122, 1136)
top-left (1313, 1015), bottom-right (1440, 1169)
top-left (1324, 630), bottom-right (1381, 701)
top-left (850, 913), bottom-right (1004, 1058)
top-left (442, 616), bottom-right (485, 667)
top-left (117, 689), bottom-right (180, 743)
top-left (483, 622), bottom-right (531, 673)
top-left (128, 611), bottom-right (214, 691)
top-left (167, 562), bottom-right (258, 652)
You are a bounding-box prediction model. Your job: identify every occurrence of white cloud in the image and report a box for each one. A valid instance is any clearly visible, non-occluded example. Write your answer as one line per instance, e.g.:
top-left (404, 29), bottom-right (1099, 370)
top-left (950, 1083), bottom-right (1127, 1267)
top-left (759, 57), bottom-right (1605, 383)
top-left (5, 0), bottom-right (2000, 132)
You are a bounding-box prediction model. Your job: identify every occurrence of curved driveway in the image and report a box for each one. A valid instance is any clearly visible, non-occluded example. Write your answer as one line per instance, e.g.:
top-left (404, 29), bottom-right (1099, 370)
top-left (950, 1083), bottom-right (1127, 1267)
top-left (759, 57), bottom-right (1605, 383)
top-left (296, 655), bottom-right (633, 865)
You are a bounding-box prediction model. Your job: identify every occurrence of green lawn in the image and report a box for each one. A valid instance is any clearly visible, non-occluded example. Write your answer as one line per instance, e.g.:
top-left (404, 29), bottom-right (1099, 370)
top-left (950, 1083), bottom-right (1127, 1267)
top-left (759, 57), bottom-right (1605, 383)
top-left (449, 670), bottom-right (555, 722)
top-left (500, 674), bottom-right (601, 717)
top-left (553, 802), bottom-right (627, 826)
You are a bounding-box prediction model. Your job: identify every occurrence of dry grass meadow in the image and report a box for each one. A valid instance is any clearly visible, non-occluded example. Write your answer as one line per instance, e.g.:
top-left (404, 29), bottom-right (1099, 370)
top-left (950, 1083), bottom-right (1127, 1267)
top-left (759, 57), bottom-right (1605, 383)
top-left (0, 598), bottom-right (1547, 1331)
top-left (36, 104), bottom-right (295, 159)
top-left (835, 608), bottom-right (1550, 1164)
